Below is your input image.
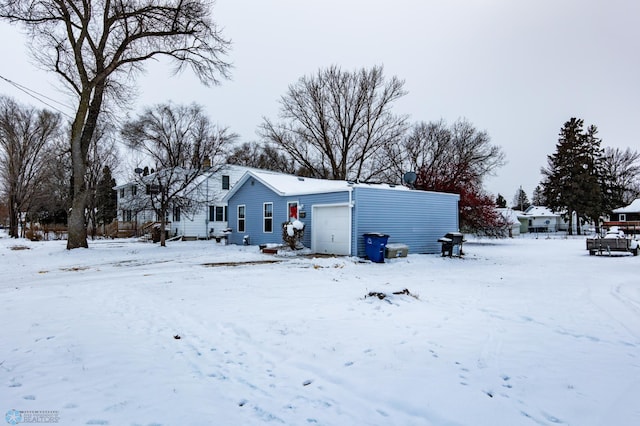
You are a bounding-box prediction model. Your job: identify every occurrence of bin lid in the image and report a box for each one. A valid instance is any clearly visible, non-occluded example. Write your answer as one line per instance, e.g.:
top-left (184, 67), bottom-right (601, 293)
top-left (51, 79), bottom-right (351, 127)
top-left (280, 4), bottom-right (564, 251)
top-left (444, 232), bottom-right (464, 237)
top-left (364, 232), bottom-right (389, 238)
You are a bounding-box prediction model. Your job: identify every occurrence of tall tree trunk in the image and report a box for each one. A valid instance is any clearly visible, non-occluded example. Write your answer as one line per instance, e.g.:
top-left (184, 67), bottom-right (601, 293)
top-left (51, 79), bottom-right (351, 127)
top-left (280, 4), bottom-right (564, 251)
top-left (576, 214), bottom-right (582, 235)
top-left (567, 214), bottom-right (574, 236)
top-left (66, 85), bottom-right (104, 249)
top-left (9, 193), bottom-right (18, 238)
top-left (160, 200), bottom-right (167, 247)
top-left (67, 153), bottom-right (89, 248)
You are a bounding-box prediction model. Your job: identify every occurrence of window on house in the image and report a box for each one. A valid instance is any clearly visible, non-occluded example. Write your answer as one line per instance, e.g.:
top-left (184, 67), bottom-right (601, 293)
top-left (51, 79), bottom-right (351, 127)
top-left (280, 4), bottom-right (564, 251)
top-left (146, 184), bottom-right (161, 195)
top-left (216, 206), bottom-right (227, 222)
top-left (209, 206), bottom-right (227, 222)
top-left (173, 207), bottom-right (181, 222)
top-left (287, 201), bottom-right (299, 221)
top-left (222, 175), bottom-right (230, 190)
top-left (131, 185), bottom-right (137, 196)
top-left (124, 210), bottom-right (132, 222)
top-left (620, 214), bottom-right (626, 222)
top-left (264, 203), bottom-right (273, 233)
top-left (237, 205), bottom-right (246, 233)
top-left (120, 188), bottom-right (125, 198)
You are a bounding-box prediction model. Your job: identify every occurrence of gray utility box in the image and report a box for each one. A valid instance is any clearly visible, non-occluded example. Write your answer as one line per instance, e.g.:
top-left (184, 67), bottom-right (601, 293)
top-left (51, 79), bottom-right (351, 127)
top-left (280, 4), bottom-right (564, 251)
top-left (385, 243), bottom-right (409, 258)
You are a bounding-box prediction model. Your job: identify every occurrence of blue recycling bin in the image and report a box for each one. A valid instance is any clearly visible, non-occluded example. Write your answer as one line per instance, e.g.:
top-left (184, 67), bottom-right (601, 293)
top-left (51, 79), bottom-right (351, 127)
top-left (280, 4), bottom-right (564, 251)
top-left (363, 233), bottom-right (390, 263)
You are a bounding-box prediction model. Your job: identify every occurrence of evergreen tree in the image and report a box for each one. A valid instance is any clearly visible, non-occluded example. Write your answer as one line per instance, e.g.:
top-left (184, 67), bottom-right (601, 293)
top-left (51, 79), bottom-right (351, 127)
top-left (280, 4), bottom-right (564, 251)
top-left (495, 193), bottom-right (507, 208)
top-left (532, 185), bottom-right (545, 206)
top-left (511, 187), bottom-right (531, 211)
top-left (95, 166), bottom-right (117, 230)
top-left (579, 125), bottom-right (606, 228)
top-left (541, 118), bottom-right (604, 235)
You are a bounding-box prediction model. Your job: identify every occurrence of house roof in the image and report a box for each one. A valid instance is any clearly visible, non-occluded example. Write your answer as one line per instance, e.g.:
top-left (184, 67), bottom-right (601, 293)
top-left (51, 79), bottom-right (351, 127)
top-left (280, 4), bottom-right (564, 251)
top-left (497, 208), bottom-right (522, 225)
top-left (612, 198), bottom-right (640, 214)
top-left (222, 170), bottom-right (449, 201)
top-left (113, 164), bottom-right (253, 191)
top-left (517, 206), bottom-right (559, 218)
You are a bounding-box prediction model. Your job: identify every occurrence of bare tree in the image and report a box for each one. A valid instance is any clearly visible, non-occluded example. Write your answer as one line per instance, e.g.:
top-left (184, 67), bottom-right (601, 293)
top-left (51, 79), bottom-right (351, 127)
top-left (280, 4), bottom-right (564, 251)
top-left (0, 0), bottom-right (231, 249)
top-left (121, 102), bottom-right (237, 246)
top-left (28, 137), bottom-right (72, 230)
top-left (226, 141), bottom-right (297, 174)
top-left (0, 96), bottom-right (62, 238)
top-left (389, 119), bottom-right (505, 189)
top-left (85, 123), bottom-right (120, 239)
top-left (601, 147), bottom-right (640, 207)
top-left (260, 65), bottom-right (408, 181)
top-left (392, 118), bottom-right (506, 234)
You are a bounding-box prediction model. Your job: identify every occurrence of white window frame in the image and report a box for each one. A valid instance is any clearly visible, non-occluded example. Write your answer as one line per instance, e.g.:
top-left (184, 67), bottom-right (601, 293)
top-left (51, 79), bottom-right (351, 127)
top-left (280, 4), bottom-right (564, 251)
top-left (619, 213), bottom-right (626, 222)
top-left (237, 205), bottom-right (246, 233)
top-left (216, 206), bottom-right (227, 222)
top-left (263, 202), bottom-right (273, 233)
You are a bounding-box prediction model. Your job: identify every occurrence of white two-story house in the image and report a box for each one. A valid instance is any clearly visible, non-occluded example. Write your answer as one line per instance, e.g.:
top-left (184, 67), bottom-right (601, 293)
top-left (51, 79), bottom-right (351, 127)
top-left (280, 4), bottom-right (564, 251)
top-left (114, 164), bottom-right (252, 239)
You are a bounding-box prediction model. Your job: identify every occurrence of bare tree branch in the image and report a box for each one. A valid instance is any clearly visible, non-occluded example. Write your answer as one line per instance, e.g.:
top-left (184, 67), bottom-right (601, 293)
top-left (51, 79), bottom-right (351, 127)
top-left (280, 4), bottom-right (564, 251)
top-left (0, 0), bottom-right (231, 248)
top-left (259, 65), bottom-right (408, 181)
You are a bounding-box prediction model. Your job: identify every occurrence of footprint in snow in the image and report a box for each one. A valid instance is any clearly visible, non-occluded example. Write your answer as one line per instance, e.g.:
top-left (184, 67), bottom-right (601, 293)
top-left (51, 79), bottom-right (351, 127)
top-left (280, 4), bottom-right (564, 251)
top-left (501, 375), bottom-right (513, 388)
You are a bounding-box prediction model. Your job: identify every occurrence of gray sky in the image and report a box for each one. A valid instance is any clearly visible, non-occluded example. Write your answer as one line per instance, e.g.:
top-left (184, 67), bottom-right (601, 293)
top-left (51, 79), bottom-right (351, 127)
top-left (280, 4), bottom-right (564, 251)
top-left (1, 0), bottom-right (639, 203)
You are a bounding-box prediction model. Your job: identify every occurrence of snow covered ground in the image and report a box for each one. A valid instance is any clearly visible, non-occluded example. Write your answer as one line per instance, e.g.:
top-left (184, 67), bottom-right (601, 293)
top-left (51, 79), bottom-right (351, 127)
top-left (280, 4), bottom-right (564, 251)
top-left (1, 231), bottom-right (639, 426)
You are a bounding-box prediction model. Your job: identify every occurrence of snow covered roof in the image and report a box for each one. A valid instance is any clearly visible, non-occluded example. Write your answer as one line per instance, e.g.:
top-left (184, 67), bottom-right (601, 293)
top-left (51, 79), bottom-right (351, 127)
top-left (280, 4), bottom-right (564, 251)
top-left (517, 206), bottom-right (560, 218)
top-left (223, 170), bottom-right (421, 200)
top-left (612, 198), bottom-right (640, 213)
top-left (113, 164), bottom-right (253, 191)
top-left (497, 208), bottom-right (522, 225)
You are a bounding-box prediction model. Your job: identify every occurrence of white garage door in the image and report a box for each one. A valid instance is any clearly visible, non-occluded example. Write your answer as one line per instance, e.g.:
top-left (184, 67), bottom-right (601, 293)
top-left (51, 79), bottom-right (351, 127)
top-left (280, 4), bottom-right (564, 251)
top-left (312, 205), bottom-right (351, 255)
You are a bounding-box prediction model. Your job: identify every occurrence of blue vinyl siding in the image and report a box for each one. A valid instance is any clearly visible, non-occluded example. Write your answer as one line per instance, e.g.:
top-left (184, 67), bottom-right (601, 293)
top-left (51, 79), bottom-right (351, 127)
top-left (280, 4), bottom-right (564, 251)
top-left (226, 177), bottom-right (350, 247)
top-left (227, 179), bottom-right (280, 246)
top-left (295, 192), bottom-right (350, 248)
top-left (226, 172), bottom-right (459, 255)
top-left (352, 187), bottom-right (459, 255)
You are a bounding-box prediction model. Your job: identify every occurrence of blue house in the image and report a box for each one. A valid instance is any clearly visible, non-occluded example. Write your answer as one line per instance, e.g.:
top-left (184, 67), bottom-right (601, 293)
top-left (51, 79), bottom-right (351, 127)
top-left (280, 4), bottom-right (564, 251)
top-left (222, 170), bottom-right (460, 256)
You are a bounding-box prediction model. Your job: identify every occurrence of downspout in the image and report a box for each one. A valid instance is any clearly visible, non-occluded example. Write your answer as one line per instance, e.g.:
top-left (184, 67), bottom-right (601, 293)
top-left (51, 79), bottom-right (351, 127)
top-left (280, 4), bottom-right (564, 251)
top-left (349, 185), bottom-right (354, 256)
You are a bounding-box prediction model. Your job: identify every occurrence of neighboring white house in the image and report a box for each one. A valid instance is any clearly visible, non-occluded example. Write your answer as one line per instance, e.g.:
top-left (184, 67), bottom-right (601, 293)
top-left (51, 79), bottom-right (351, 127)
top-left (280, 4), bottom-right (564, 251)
top-left (114, 164), bottom-right (252, 239)
top-left (497, 208), bottom-right (522, 237)
top-left (517, 206), bottom-right (567, 233)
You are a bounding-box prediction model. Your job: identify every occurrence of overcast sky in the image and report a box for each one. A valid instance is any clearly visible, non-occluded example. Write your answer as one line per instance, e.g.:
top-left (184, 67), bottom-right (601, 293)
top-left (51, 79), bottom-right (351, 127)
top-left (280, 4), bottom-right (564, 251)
top-left (1, 0), bottom-right (639, 202)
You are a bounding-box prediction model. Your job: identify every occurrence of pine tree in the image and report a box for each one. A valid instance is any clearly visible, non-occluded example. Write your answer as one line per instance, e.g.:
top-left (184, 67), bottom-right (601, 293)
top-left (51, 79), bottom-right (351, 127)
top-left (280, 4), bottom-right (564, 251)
top-left (495, 194), bottom-right (507, 208)
top-left (95, 166), bottom-right (117, 231)
top-left (532, 185), bottom-right (545, 206)
top-left (541, 118), bottom-right (605, 235)
top-left (511, 187), bottom-right (531, 211)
